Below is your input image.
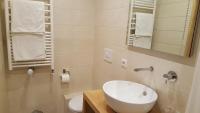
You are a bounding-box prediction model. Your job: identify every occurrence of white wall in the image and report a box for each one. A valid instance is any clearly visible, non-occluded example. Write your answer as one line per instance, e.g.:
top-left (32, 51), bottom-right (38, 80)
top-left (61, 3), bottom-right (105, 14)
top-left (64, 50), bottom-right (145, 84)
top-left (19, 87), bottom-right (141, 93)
top-left (186, 52), bottom-right (200, 113)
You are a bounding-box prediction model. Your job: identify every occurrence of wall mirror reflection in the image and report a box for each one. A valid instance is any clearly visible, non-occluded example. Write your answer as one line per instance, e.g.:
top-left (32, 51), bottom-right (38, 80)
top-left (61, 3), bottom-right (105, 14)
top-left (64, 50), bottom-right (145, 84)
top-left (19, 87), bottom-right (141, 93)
top-left (127, 0), bottom-right (199, 57)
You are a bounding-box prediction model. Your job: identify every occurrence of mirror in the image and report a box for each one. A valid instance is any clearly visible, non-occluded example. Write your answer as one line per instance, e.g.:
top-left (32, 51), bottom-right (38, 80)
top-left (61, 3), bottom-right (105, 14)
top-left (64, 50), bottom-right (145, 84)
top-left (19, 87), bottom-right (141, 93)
top-left (127, 0), bottom-right (199, 57)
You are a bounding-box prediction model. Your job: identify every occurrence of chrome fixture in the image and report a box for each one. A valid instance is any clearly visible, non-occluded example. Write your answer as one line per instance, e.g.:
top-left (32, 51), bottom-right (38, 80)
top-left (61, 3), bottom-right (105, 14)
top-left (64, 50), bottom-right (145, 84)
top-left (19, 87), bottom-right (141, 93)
top-left (134, 66), bottom-right (154, 72)
top-left (163, 71), bottom-right (178, 83)
top-left (63, 69), bottom-right (70, 75)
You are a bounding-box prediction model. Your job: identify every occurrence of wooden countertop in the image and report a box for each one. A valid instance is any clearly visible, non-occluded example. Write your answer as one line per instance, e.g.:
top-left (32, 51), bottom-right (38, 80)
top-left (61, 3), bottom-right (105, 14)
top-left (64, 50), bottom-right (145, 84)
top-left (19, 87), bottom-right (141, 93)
top-left (83, 90), bottom-right (116, 113)
top-left (83, 90), bottom-right (160, 113)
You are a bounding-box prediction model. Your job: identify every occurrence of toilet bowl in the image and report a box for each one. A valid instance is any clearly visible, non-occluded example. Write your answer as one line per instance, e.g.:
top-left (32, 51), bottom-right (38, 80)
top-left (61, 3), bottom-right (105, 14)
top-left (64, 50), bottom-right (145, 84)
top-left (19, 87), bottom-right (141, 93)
top-left (64, 92), bottom-right (83, 113)
top-left (68, 95), bottom-right (83, 113)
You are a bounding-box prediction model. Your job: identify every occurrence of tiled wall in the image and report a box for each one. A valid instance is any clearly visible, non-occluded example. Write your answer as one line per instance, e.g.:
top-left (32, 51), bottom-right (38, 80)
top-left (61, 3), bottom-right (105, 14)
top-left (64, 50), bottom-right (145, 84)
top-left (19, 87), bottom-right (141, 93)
top-left (153, 0), bottom-right (192, 56)
top-left (54, 0), bottom-right (95, 93)
top-left (93, 0), bottom-right (196, 113)
top-left (1, 0), bottom-right (199, 113)
top-left (6, 0), bottom-right (95, 113)
top-left (54, 0), bottom-right (95, 112)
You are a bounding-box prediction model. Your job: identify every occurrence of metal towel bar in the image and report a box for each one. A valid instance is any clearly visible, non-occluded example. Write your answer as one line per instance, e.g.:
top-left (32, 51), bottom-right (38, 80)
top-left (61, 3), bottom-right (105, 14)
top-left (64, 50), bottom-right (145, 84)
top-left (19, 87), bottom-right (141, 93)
top-left (4, 0), bottom-right (54, 70)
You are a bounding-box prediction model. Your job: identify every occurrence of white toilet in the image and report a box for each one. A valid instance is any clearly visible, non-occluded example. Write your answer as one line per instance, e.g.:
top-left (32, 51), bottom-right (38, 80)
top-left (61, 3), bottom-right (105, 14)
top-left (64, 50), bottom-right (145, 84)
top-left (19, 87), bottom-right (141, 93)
top-left (64, 93), bottom-right (83, 113)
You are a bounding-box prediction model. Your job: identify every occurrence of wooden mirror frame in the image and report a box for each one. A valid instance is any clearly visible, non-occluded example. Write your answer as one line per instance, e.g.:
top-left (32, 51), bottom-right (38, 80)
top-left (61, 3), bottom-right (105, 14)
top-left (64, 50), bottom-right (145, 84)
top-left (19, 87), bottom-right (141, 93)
top-left (126, 0), bottom-right (200, 57)
top-left (184, 0), bottom-right (200, 57)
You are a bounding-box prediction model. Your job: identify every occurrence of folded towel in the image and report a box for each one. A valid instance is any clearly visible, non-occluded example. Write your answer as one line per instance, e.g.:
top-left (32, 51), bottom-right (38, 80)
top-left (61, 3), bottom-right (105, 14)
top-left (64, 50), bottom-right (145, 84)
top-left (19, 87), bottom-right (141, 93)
top-left (12, 34), bottom-right (46, 61)
top-left (133, 36), bottom-right (152, 49)
top-left (11, 0), bottom-right (45, 33)
top-left (135, 13), bottom-right (154, 36)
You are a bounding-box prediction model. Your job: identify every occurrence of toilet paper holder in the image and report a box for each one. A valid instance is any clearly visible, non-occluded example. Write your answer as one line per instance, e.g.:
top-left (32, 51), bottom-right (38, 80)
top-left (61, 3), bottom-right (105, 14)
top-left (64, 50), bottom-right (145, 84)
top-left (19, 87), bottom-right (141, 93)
top-left (63, 69), bottom-right (70, 75)
top-left (60, 69), bottom-right (71, 83)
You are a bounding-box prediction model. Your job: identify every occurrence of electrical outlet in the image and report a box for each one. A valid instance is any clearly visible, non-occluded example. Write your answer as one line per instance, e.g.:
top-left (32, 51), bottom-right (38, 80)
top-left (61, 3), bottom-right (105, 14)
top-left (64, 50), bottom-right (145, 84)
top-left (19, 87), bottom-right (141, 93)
top-left (121, 58), bottom-right (128, 68)
top-left (104, 48), bottom-right (113, 63)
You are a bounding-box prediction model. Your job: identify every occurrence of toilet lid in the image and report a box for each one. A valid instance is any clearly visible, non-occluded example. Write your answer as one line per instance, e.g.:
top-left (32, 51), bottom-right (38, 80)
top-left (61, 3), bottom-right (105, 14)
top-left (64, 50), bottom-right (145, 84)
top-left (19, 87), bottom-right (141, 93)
top-left (68, 95), bottom-right (83, 112)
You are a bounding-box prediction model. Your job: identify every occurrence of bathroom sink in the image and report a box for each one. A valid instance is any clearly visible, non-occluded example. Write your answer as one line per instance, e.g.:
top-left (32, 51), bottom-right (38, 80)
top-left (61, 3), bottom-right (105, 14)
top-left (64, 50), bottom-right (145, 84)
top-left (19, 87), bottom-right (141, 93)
top-left (103, 80), bottom-right (158, 113)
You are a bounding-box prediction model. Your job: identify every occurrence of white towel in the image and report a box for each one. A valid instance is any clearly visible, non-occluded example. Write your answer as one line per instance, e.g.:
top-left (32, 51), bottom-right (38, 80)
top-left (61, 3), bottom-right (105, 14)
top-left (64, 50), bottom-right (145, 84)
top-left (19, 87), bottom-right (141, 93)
top-left (135, 13), bottom-right (154, 36)
top-left (133, 36), bottom-right (152, 49)
top-left (11, 0), bottom-right (45, 33)
top-left (12, 34), bottom-right (46, 61)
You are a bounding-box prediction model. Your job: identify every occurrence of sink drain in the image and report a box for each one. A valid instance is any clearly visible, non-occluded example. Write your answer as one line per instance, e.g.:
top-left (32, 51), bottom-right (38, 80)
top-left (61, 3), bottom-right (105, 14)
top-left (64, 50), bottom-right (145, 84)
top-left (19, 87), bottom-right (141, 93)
top-left (142, 91), bottom-right (147, 96)
top-left (32, 110), bottom-right (43, 113)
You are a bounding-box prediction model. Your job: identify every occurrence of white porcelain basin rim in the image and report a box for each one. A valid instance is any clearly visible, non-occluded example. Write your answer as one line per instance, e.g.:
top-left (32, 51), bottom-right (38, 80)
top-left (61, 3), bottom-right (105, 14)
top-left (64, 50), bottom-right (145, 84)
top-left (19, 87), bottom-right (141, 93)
top-left (103, 80), bottom-right (158, 105)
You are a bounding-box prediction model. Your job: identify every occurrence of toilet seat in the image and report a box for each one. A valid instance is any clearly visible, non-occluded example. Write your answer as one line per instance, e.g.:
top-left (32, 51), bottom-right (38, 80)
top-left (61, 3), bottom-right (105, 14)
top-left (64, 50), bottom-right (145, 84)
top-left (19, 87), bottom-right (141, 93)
top-left (68, 95), bottom-right (83, 113)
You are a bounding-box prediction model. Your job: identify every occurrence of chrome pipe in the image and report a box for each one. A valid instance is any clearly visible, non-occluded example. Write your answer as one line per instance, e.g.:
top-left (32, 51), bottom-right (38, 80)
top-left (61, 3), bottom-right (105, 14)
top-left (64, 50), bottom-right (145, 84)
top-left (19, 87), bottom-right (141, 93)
top-left (134, 66), bottom-right (154, 72)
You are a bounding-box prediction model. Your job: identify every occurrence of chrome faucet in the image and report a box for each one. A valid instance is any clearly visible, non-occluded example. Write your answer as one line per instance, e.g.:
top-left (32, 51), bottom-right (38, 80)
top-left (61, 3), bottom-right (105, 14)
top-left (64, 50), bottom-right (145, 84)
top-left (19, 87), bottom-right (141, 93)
top-left (163, 71), bottom-right (178, 83)
top-left (134, 66), bottom-right (154, 72)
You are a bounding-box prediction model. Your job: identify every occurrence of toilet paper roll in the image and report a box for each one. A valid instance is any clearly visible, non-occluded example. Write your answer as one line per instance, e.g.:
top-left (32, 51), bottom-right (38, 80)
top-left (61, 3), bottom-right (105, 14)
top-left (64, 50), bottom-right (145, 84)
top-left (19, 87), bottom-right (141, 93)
top-left (61, 73), bottom-right (70, 83)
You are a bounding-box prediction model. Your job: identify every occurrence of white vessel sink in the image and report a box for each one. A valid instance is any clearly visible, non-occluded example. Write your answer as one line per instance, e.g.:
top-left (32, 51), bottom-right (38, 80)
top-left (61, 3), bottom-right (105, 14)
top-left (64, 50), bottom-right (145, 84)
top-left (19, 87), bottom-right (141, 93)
top-left (103, 80), bottom-right (158, 113)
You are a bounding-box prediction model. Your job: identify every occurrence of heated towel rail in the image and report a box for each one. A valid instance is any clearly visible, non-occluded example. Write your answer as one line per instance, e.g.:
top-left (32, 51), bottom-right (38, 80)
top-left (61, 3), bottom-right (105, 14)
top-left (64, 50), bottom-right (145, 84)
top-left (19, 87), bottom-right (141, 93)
top-left (4, 0), bottom-right (54, 70)
top-left (127, 0), bottom-right (157, 46)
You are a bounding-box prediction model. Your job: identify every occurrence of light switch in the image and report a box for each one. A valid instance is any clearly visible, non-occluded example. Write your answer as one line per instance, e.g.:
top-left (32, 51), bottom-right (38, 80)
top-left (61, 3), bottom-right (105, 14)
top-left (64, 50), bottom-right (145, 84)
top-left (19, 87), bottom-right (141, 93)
top-left (104, 48), bottom-right (113, 63)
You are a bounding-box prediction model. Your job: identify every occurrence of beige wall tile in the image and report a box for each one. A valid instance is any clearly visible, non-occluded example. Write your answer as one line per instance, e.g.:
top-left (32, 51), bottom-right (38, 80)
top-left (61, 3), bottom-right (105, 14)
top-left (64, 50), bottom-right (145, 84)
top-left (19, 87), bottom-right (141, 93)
top-left (6, 0), bottom-right (95, 113)
top-left (156, 2), bottom-right (189, 18)
top-left (1, 0), bottom-right (197, 113)
top-left (153, 0), bottom-right (192, 56)
top-left (93, 0), bottom-right (196, 113)
top-left (155, 17), bottom-right (186, 31)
